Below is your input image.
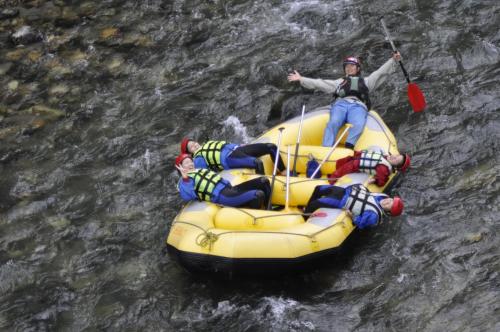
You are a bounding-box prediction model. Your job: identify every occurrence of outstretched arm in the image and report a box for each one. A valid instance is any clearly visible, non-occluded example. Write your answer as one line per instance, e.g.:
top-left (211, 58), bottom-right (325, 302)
top-left (364, 52), bottom-right (401, 91)
top-left (287, 70), bottom-right (343, 93)
top-left (287, 70), bottom-right (302, 82)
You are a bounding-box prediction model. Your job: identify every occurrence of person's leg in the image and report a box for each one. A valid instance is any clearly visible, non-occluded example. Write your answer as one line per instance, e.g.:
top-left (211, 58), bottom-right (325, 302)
top-left (225, 148), bottom-right (259, 171)
top-left (218, 187), bottom-right (264, 209)
top-left (233, 177), bottom-right (271, 204)
top-left (304, 197), bottom-right (336, 214)
top-left (345, 104), bottom-right (367, 148)
top-left (306, 185), bottom-right (334, 207)
top-left (331, 159), bottom-right (358, 181)
top-left (322, 101), bottom-right (348, 147)
top-left (233, 143), bottom-right (286, 171)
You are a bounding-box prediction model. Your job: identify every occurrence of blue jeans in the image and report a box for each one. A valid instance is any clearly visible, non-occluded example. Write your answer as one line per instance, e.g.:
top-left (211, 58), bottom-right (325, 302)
top-left (322, 99), bottom-right (367, 147)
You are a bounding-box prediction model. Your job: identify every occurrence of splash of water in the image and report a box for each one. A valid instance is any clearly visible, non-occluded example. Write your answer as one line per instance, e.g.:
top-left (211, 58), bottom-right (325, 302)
top-left (221, 116), bottom-right (252, 143)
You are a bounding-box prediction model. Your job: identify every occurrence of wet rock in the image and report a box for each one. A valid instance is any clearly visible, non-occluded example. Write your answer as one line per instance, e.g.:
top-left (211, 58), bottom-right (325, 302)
top-left (100, 8), bottom-right (117, 17)
top-left (55, 7), bottom-right (80, 27)
top-left (10, 26), bottom-right (43, 45)
top-left (48, 84), bottom-right (69, 96)
top-left (100, 27), bottom-right (120, 39)
top-left (137, 22), bottom-right (156, 34)
top-left (106, 56), bottom-right (123, 71)
top-left (183, 21), bottom-right (213, 46)
top-left (78, 2), bottom-right (98, 17)
top-left (23, 0), bottom-right (44, 8)
top-left (7, 80), bottom-right (19, 91)
top-left (0, 126), bottom-right (19, 139)
top-left (45, 59), bottom-right (73, 80)
top-left (46, 32), bottom-right (77, 52)
top-left (104, 56), bottom-right (129, 77)
top-left (47, 216), bottom-right (70, 230)
top-left (0, 8), bottom-right (19, 20)
top-left (0, 62), bottom-right (13, 75)
top-left (121, 32), bottom-right (154, 48)
top-left (66, 50), bottom-right (87, 62)
top-left (27, 50), bottom-right (42, 62)
top-left (22, 82), bottom-right (40, 95)
top-left (463, 231), bottom-right (486, 243)
top-left (28, 105), bottom-right (65, 120)
top-left (29, 117), bottom-right (47, 131)
top-left (5, 48), bottom-right (27, 61)
top-left (20, 117), bottom-right (47, 135)
top-left (0, 105), bottom-right (14, 117)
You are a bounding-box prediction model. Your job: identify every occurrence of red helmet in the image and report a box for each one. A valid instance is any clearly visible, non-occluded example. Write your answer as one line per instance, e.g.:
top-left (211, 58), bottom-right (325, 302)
top-left (399, 153), bottom-right (411, 172)
top-left (175, 153), bottom-right (192, 167)
top-left (343, 56), bottom-right (361, 69)
top-left (390, 196), bottom-right (404, 216)
top-left (180, 137), bottom-right (192, 154)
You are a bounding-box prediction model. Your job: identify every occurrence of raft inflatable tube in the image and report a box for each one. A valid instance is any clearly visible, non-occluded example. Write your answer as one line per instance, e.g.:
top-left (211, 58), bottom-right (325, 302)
top-left (166, 106), bottom-right (402, 277)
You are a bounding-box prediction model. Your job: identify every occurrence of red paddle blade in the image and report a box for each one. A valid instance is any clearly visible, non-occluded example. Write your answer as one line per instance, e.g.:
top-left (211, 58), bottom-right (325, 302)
top-left (408, 83), bottom-right (426, 112)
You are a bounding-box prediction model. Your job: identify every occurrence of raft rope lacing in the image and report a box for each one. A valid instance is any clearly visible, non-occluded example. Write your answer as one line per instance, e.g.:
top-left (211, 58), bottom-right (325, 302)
top-left (172, 210), bottom-right (349, 250)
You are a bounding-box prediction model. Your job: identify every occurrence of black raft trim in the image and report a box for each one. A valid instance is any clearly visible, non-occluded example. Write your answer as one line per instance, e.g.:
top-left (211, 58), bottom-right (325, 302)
top-left (166, 231), bottom-right (359, 278)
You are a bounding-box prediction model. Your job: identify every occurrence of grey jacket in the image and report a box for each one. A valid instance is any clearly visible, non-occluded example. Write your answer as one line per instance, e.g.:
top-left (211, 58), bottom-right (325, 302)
top-left (299, 58), bottom-right (399, 94)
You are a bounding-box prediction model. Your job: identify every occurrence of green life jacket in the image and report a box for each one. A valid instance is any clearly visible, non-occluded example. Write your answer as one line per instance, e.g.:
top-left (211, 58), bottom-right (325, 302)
top-left (187, 169), bottom-right (224, 202)
top-left (193, 141), bottom-right (228, 171)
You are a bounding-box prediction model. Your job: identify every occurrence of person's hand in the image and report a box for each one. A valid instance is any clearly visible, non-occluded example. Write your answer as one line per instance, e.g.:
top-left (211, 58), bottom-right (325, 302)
top-left (367, 177), bottom-right (376, 184)
top-left (392, 51), bottom-right (402, 62)
top-left (175, 165), bottom-right (189, 179)
top-left (287, 70), bottom-right (302, 82)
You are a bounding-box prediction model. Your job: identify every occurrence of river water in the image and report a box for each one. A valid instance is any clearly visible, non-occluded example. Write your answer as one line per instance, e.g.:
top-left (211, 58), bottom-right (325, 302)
top-left (0, 0), bottom-right (499, 331)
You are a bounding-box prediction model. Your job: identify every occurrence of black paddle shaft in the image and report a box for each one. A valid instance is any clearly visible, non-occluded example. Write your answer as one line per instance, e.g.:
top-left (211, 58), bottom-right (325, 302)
top-left (380, 18), bottom-right (411, 84)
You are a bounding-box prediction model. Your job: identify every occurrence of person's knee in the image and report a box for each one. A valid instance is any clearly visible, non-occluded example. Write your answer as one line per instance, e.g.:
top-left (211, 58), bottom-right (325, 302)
top-left (258, 177), bottom-right (271, 195)
top-left (252, 190), bottom-right (265, 209)
top-left (258, 176), bottom-right (270, 186)
top-left (255, 190), bottom-right (264, 200)
top-left (265, 143), bottom-right (276, 151)
top-left (349, 117), bottom-right (366, 128)
top-left (254, 159), bottom-right (264, 174)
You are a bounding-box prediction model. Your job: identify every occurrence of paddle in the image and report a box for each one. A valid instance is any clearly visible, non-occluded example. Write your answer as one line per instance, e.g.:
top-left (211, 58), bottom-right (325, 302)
top-left (267, 127), bottom-right (285, 210)
top-left (380, 18), bottom-right (426, 113)
top-left (292, 105), bottom-right (306, 176)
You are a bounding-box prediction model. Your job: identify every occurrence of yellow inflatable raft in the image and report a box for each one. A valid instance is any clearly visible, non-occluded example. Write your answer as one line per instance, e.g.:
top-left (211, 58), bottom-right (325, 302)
top-left (166, 106), bottom-right (402, 276)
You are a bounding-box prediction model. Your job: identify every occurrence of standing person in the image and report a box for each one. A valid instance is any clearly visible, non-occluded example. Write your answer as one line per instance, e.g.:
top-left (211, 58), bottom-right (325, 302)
top-left (304, 183), bottom-right (403, 229)
top-left (180, 138), bottom-right (286, 175)
top-left (287, 52), bottom-right (402, 148)
top-left (328, 150), bottom-right (411, 186)
top-left (175, 154), bottom-right (272, 209)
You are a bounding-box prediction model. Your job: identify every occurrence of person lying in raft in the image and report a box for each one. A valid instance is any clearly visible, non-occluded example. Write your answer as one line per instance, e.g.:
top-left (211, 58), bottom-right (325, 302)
top-left (287, 52), bottom-right (402, 149)
top-left (328, 150), bottom-right (411, 187)
top-left (180, 138), bottom-right (286, 175)
top-left (175, 153), bottom-right (271, 209)
top-left (304, 183), bottom-right (403, 229)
